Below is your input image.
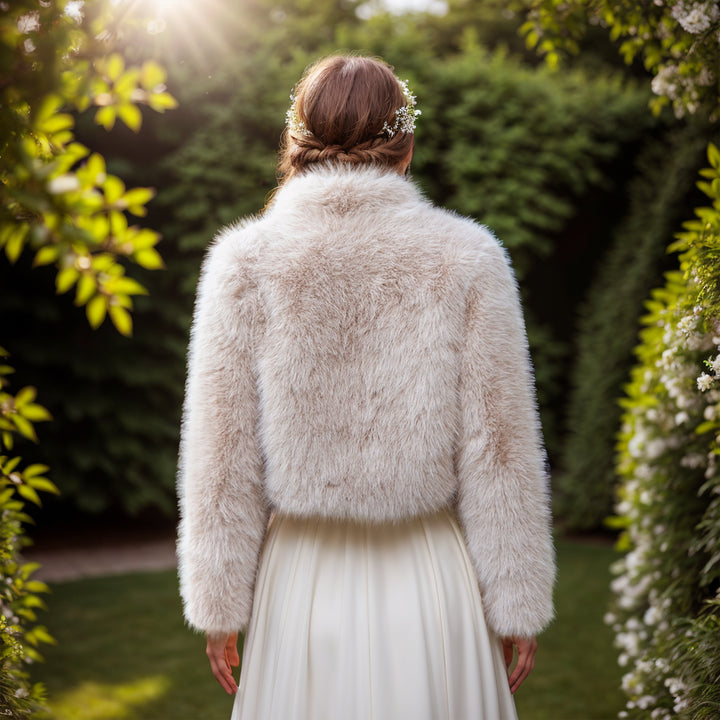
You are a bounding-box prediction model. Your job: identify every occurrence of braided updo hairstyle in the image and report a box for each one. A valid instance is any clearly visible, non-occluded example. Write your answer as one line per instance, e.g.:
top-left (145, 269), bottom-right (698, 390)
top-left (278, 55), bottom-right (415, 181)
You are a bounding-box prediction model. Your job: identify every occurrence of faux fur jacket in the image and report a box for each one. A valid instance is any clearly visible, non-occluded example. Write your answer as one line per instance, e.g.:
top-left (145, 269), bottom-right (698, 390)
top-left (177, 163), bottom-right (555, 641)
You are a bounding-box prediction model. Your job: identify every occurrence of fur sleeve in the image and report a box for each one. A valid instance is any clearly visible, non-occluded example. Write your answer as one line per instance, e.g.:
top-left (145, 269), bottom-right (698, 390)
top-left (455, 235), bottom-right (555, 639)
top-left (176, 229), bottom-right (269, 636)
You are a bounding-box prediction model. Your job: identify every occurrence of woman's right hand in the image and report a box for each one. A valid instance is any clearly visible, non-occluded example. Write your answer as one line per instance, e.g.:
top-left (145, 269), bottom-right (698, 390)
top-left (206, 632), bottom-right (240, 694)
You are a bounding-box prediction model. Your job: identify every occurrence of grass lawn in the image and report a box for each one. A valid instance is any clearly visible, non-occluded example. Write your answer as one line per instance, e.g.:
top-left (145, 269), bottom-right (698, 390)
top-left (33, 538), bottom-right (623, 720)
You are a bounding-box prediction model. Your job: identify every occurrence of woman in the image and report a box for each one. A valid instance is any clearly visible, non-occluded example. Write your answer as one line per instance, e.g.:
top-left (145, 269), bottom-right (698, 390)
top-left (177, 55), bottom-right (555, 720)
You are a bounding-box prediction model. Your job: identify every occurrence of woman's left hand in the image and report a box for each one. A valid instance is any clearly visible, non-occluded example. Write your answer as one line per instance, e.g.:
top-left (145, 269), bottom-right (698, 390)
top-left (501, 635), bottom-right (537, 694)
top-left (206, 632), bottom-right (240, 694)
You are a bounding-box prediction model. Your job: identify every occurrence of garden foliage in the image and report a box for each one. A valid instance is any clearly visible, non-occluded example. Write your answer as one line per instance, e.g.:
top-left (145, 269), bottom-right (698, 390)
top-left (521, 0), bottom-right (720, 119)
top-left (607, 145), bottom-right (720, 718)
top-left (0, 351), bottom-right (54, 717)
top-left (558, 124), bottom-right (712, 529)
top-left (0, 0), bottom-right (173, 713)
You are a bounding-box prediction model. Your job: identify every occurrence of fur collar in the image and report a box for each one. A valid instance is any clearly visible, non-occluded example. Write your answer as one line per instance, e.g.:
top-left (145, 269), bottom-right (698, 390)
top-left (267, 163), bottom-right (426, 220)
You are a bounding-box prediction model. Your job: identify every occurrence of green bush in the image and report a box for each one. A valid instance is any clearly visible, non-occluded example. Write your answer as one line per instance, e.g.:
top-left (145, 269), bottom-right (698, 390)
top-left (557, 123), bottom-right (713, 530)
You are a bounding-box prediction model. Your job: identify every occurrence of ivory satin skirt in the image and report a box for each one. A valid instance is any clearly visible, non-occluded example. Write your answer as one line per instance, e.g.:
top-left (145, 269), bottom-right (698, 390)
top-left (231, 510), bottom-right (519, 720)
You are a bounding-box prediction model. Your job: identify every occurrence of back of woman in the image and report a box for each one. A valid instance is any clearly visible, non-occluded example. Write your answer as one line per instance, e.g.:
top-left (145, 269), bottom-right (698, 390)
top-left (177, 55), bottom-right (556, 720)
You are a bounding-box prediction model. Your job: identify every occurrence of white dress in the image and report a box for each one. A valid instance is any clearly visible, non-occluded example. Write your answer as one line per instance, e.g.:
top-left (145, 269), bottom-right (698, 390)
top-left (231, 510), bottom-right (519, 720)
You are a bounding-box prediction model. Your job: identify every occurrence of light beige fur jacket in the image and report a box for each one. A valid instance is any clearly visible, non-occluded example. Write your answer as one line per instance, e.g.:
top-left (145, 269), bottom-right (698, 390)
top-left (177, 163), bottom-right (555, 641)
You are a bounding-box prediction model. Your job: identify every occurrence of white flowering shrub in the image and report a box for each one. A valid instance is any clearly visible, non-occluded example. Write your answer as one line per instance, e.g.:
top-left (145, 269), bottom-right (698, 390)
top-left (609, 143), bottom-right (720, 719)
top-left (521, 0), bottom-right (720, 119)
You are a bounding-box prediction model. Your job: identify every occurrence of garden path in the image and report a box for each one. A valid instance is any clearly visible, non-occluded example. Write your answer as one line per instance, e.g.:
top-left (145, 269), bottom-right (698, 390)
top-left (22, 516), bottom-right (177, 582)
top-left (25, 537), bottom-right (177, 582)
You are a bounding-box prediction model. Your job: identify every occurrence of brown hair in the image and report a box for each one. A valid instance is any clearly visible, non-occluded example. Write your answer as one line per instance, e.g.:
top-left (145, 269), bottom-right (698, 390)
top-left (278, 55), bottom-right (414, 181)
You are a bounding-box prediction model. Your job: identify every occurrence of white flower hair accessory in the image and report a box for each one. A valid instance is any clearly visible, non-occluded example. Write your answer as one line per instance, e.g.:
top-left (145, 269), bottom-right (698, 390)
top-left (286, 89), bottom-right (311, 137)
top-left (285, 78), bottom-right (421, 139)
top-left (382, 79), bottom-right (421, 138)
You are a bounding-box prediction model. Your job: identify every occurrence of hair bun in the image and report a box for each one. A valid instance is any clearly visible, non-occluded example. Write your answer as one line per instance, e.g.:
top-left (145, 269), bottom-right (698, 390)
top-left (279, 56), bottom-right (414, 180)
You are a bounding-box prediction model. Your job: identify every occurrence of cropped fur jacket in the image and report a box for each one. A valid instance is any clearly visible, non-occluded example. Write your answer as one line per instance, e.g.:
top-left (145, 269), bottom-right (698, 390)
top-left (177, 164), bottom-right (555, 640)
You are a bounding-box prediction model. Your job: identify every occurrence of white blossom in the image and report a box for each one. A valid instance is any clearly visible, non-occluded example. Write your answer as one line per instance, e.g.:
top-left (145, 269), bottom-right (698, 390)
top-left (671, 0), bottom-right (719, 33)
top-left (698, 372), bottom-right (715, 391)
top-left (47, 174), bottom-right (81, 194)
top-left (651, 64), bottom-right (680, 99)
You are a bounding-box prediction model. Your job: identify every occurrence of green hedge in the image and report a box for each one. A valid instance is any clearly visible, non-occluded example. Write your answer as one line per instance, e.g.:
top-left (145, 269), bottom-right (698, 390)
top-left (556, 123), bottom-right (713, 530)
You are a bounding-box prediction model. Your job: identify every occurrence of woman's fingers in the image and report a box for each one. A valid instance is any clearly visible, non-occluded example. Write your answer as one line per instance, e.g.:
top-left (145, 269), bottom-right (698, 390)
top-left (501, 638), bottom-right (514, 669)
top-left (206, 633), bottom-right (239, 694)
top-left (505, 635), bottom-right (537, 695)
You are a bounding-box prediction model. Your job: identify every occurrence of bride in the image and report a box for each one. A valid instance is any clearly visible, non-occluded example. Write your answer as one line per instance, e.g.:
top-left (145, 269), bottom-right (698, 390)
top-left (177, 54), bottom-right (555, 720)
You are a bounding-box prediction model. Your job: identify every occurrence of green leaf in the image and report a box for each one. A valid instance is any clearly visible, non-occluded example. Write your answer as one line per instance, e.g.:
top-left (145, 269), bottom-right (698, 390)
top-left (708, 142), bottom-right (720, 169)
top-left (3, 456), bottom-right (22, 474)
top-left (4, 224), bottom-right (29, 264)
top-left (36, 94), bottom-right (63, 125)
top-left (22, 595), bottom-right (47, 609)
top-left (17, 607), bottom-right (38, 622)
top-left (24, 646), bottom-right (44, 662)
top-left (0, 488), bottom-right (15, 506)
top-left (86, 295), bottom-right (107, 329)
top-left (75, 274), bottom-right (97, 306)
top-left (104, 176), bottom-right (126, 204)
top-left (92, 254), bottom-right (115, 272)
top-left (18, 484), bottom-right (41, 506)
top-left (695, 420), bottom-right (717, 435)
top-left (33, 245), bottom-right (61, 267)
top-left (697, 181), bottom-right (713, 197)
top-left (117, 103), bottom-right (142, 133)
top-left (14, 387), bottom-right (37, 406)
top-left (114, 68), bottom-right (141, 101)
top-left (130, 229), bottom-right (160, 250)
top-left (148, 92), bottom-right (179, 111)
top-left (111, 277), bottom-right (148, 296)
top-left (20, 404), bottom-right (52, 422)
top-left (105, 53), bottom-right (125, 81)
top-left (122, 187), bottom-right (155, 209)
top-left (12, 415), bottom-right (37, 442)
top-left (26, 477), bottom-right (59, 495)
top-left (109, 305), bottom-right (133, 337)
top-left (140, 61), bottom-right (166, 90)
top-left (38, 113), bottom-right (75, 135)
top-left (86, 153), bottom-right (107, 185)
top-left (134, 248), bottom-right (165, 269)
top-left (95, 106), bottom-right (116, 131)
top-left (23, 464), bottom-right (49, 479)
top-left (24, 582), bottom-right (50, 596)
top-left (56, 266), bottom-right (80, 294)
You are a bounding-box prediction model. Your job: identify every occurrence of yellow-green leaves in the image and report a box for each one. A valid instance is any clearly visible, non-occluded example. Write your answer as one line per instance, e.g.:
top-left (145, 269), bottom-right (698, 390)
top-left (0, 384), bottom-right (52, 446)
top-left (1, 22), bottom-right (174, 319)
top-left (86, 294), bottom-right (108, 329)
top-left (109, 304), bottom-right (133, 337)
top-left (0, 223), bottom-right (29, 264)
top-left (0, 5), bottom-right (176, 709)
top-left (92, 55), bottom-right (177, 132)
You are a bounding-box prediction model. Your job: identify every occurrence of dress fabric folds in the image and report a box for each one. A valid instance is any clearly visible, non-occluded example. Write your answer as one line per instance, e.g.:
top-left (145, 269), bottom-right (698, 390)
top-left (231, 510), bottom-right (519, 720)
